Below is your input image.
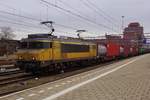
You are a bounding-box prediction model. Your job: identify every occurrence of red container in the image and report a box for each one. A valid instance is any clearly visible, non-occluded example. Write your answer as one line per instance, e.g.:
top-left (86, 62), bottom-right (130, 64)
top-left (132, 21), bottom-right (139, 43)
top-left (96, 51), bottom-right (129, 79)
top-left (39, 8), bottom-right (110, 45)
top-left (123, 46), bottom-right (131, 57)
top-left (106, 42), bottom-right (120, 57)
top-left (131, 47), bottom-right (138, 55)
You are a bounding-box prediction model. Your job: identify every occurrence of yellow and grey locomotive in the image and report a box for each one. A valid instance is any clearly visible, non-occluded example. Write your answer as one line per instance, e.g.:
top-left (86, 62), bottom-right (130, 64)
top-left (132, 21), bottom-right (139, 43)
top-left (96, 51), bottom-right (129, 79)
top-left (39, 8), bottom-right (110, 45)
top-left (16, 34), bottom-right (97, 74)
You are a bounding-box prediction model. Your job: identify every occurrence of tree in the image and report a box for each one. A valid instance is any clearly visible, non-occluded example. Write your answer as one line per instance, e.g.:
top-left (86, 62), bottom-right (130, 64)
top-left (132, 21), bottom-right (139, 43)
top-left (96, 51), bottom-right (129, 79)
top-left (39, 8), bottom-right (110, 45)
top-left (0, 27), bottom-right (15, 40)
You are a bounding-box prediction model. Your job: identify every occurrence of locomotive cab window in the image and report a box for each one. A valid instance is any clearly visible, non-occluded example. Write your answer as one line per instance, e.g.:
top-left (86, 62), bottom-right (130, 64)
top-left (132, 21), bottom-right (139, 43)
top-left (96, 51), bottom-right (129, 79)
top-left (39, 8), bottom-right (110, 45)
top-left (20, 42), bottom-right (52, 49)
top-left (28, 42), bottom-right (52, 49)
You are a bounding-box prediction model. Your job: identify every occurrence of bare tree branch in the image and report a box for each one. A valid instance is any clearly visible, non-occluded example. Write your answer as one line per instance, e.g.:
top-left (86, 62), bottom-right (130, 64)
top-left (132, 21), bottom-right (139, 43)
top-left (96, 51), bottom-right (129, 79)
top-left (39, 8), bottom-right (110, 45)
top-left (0, 27), bottom-right (15, 40)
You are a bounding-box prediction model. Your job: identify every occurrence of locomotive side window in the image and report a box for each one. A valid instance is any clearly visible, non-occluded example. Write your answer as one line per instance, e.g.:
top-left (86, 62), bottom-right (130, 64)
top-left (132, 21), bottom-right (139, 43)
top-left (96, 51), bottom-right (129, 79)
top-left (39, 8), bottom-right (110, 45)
top-left (28, 42), bottom-right (52, 49)
top-left (61, 44), bottom-right (89, 53)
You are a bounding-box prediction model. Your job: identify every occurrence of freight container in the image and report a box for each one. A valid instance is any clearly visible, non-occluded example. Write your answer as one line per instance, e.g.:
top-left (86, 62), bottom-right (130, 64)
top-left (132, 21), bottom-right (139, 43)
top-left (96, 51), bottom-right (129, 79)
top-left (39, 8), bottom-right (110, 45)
top-left (97, 44), bottom-right (107, 56)
top-left (140, 44), bottom-right (150, 53)
top-left (131, 47), bottom-right (138, 56)
top-left (120, 46), bottom-right (124, 55)
top-left (139, 48), bottom-right (145, 54)
top-left (130, 47), bottom-right (133, 53)
top-left (106, 42), bottom-right (120, 57)
top-left (123, 46), bottom-right (131, 57)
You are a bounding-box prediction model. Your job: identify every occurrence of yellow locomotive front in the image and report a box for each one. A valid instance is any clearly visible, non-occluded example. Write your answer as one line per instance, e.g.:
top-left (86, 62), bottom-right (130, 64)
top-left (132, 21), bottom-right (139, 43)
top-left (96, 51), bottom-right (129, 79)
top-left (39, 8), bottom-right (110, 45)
top-left (16, 39), bottom-right (53, 73)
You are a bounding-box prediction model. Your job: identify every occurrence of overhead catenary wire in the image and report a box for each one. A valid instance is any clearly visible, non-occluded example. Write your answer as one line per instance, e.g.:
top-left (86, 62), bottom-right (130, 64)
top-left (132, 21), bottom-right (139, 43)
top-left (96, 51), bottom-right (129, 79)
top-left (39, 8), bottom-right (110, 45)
top-left (40, 0), bottom-right (119, 33)
top-left (43, 0), bottom-right (120, 34)
top-left (0, 23), bottom-right (72, 38)
top-left (0, 0), bottom-right (119, 38)
top-left (0, 9), bottom-right (82, 31)
top-left (40, 0), bottom-right (96, 33)
top-left (0, 3), bottom-right (17, 11)
top-left (40, 1), bottom-right (84, 29)
top-left (41, 0), bottom-right (118, 32)
top-left (0, 10), bottom-right (41, 22)
top-left (0, 3), bottom-right (48, 32)
top-left (0, 2), bottom-right (37, 19)
top-left (0, 15), bottom-right (77, 36)
top-left (80, 0), bottom-right (120, 28)
top-left (55, 23), bottom-right (78, 30)
top-left (57, 0), bottom-right (96, 21)
top-left (85, 0), bottom-right (120, 24)
top-left (40, 1), bottom-right (102, 36)
top-left (0, 14), bottom-right (47, 29)
top-left (0, 19), bottom-right (47, 29)
top-left (57, 0), bottom-right (108, 34)
top-left (1, 16), bottom-right (111, 37)
top-left (0, 1), bottom-right (80, 32)
top-left (0, 1), bottom-right (110, 36)
top-left (0, 19), bottom-right (76, 35)
top-left (0, 4), bottom-right (103, 36)
top-left (0, 15), bottom-right (81, 37)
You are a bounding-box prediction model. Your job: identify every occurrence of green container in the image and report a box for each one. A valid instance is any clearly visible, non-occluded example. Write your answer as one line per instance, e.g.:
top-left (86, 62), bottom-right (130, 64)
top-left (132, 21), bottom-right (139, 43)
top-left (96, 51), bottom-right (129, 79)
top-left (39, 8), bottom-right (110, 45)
top-left (139, 48), bottom-right (145, 53)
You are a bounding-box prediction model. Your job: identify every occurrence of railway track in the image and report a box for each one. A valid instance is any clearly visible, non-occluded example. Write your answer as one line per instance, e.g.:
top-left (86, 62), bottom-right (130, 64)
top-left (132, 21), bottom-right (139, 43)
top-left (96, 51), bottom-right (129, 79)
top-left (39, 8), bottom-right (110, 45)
top-left (0, 68), bottom-right (35, 96)
top-left (0, 60), bottom-right (15, 66)
top-left (0, 57), bottom-right (134, 97)
top-left (0, 70), bottom-right (23, 76)
top-left (0, 74), bottom-right (34, 86)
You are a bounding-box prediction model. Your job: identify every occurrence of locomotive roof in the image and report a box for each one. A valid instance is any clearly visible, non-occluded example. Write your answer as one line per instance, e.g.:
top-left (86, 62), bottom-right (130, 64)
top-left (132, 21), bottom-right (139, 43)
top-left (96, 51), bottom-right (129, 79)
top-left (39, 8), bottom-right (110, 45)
top-left (21, 37), bottom-right (96, 45)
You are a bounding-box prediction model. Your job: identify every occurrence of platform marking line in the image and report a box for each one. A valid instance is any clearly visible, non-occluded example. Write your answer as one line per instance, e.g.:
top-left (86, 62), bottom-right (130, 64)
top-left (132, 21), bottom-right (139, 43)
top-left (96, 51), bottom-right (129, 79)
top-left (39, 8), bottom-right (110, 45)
top-left (75, 78), bottom-right (80, 80)
top-left (80, 56), bottom-right (146, 80)
top-left (61, 82), bottom-right (66, 85)
top-left (28, 93), bottom-right (36, 97)
top-left (43, 56), bottom-right (144, 100)
top-left (55, 85), bottom-right (61, 88)
top-left (38, 90), bottom-right (45, 93)
top-left (81, 76), bottom-right (87, 79)
top-left (71, 79), bottom-right (76, 82)
top-left (67, 80), bottom-right (72, 83)
top-left (48, 87), bottom-right (53, 90)
top-left (16, 97), bottom-right (24, 100)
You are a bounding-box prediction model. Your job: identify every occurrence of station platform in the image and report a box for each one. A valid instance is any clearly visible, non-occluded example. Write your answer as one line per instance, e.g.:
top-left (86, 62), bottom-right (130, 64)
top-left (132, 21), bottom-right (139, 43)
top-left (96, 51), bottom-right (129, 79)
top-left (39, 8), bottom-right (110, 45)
top-left (0, 54), bottom-right (150, 100)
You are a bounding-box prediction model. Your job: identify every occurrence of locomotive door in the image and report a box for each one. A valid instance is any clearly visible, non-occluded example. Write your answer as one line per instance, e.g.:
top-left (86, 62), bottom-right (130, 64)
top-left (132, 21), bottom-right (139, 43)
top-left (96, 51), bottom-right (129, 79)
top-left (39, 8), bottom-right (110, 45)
top-left (49, 42), bottom-right (53, 60)
top-left (52, 41), bottom-right (62, 61)
top-left (90, 45), bottom-right (96, 57)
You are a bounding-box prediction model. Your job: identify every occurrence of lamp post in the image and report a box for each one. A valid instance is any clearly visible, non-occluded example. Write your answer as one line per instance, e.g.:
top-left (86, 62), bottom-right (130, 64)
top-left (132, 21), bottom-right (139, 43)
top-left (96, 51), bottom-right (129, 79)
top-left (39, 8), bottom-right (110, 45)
top-left (121, 16), bottom-right (125, 33)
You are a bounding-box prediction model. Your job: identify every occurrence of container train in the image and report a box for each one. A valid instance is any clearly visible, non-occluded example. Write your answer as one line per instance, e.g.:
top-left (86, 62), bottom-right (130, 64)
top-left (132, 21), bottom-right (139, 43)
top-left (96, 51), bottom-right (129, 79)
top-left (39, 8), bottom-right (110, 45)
top-left (16, 34), bottom-right (150, 74)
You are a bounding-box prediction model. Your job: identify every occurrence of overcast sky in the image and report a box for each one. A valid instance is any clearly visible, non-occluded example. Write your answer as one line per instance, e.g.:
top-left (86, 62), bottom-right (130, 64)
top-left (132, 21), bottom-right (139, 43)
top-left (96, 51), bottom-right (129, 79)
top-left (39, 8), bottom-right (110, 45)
top-left (0, 0), bottom-right (149, 40)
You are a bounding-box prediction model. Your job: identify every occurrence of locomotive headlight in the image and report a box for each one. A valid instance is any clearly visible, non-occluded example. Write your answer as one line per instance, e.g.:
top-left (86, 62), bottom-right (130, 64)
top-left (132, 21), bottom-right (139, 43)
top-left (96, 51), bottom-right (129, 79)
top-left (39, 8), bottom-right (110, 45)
top-left (32, 57), bottom-right (36, 60)
top-left (18, 56), bottom-right (22, 60)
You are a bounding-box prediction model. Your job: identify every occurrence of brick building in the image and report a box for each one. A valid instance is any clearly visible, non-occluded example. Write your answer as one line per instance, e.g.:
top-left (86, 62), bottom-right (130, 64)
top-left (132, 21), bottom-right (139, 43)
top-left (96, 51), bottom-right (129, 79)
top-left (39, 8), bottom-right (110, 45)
top-left (0, 39), bottom-right (19, 56)
top-left (123, 22), bottom-right (144, 40)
